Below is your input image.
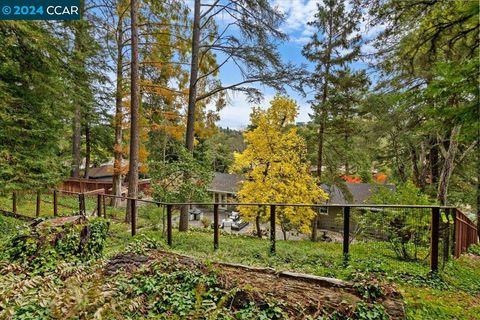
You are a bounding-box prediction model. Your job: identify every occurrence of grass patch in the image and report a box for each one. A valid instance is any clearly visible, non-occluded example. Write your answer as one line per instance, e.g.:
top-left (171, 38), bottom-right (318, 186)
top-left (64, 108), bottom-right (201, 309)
top-left (0, 193), bottom-right (92, 217)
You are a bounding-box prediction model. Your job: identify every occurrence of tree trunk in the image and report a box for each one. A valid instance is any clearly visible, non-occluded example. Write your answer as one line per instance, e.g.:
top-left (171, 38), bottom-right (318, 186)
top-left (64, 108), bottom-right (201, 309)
top-left (72, 104), bottom-right (82, 178)
top-left (411, 143), bottom-right (428, 191)
top-left (126, 0), bottom-right (140, 223)
top-left (419, 142), bottom-right (428, 190)
top-left (281, 222), bottom-right (288, 240)
top-left (437, 126), bottom-right (461, 205)
top-left (430, 141), bottom-right (439, 188)
top-left (316, 14), bottom-right (332, 182)
top-left (317, 117), bottom-right (325, 181)
top-left (185, 0), bottom-right (201, 151)
top-left (71, 0), bottom-right (85, 178)
top-left (84, 123), bottom-right (91, 178)
top-left (179, 0), bottom-right (201, 232)
top-left (411, 146), bottom-right (420, 185)
top-left (111, 19), bottom-right (124, 207)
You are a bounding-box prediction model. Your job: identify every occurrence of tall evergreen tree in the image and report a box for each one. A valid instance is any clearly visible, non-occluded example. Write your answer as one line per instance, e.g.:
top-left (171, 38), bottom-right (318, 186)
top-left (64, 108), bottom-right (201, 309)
top-left (180, 0), bottom-right (305, 231)
top-left (302, 0), bottom-right (362, 181)
top-left (0, 22), bottom-right (71, 192)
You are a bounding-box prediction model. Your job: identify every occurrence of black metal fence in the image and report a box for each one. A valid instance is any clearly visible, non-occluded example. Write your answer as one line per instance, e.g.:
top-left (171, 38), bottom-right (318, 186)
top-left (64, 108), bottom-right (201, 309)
top-left (2, 190), bottom-right (478, 273)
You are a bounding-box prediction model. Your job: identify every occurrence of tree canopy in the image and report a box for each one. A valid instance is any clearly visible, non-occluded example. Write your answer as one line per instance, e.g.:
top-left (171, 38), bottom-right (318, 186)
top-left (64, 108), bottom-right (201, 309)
top-left (233, 96), bottom-right (328, 238)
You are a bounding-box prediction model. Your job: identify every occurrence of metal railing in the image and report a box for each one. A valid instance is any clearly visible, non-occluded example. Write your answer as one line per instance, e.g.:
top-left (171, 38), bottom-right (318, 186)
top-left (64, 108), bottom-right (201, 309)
top-left (2, 190), bottom-right (478, 273)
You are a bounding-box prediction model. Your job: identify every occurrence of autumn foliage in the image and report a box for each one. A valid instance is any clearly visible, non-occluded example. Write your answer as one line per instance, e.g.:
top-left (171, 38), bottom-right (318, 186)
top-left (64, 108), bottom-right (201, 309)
top-left (233, 96), bottom-right (328, 237)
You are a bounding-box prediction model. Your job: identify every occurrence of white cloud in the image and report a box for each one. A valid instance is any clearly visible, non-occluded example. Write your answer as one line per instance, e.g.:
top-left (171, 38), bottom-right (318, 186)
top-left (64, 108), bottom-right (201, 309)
top-left (275, 0), bottom-right (385, 49)
top-left (274, 0), bottom-right (318, 33)
top-left (273, 0), bottom-right (318, 45)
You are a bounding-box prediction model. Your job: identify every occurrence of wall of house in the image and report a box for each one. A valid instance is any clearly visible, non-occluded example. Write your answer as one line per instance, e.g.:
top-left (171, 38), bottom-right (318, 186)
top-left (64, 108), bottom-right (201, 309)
top-left (317, 207), bottom-right (343, 232)
top-left (58, 178), bottom-right (112, 194)
top-left (210, 192), bottom-right (237, 211)
top-left (317, 207), bottom-right (362, 235)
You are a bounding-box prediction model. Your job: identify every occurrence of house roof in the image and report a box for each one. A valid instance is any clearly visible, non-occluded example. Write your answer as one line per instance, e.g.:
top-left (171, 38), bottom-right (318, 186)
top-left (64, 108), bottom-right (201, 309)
top-left (86, 159), bottom-right (130, 180)
top-left (321, 183), bottom-right (395, 204)
top-left (208, 172), bottom-right (243, 194)
top-left (206, 172), bottom-right (395, 203)
top-left (88, 165), bottom-right (114, 179)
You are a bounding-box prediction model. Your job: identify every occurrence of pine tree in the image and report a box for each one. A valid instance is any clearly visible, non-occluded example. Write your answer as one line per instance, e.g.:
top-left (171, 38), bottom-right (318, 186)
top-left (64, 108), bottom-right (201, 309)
top-left (0, 21), bottom-right (72, 192)
top-left (302, 0), bottom-right (362, 181)
top-left (368, 0), bottom-right (479, 207)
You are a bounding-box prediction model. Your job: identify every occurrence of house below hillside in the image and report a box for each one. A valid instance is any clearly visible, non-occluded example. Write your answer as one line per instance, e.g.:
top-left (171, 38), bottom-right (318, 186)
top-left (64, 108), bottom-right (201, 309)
top-left (207, 172), bottom-right (243, 210)
top-left (206, 172), bottom-right (395, 231)
top-left (317, 183), bottom-right (395, 232)
top-left (58, 161), bottom-right (150, 195)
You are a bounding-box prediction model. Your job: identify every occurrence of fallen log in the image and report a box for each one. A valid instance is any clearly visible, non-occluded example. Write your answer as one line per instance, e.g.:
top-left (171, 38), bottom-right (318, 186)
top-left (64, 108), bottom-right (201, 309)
top-left (34, 215), bottom-right (86, 229)
top-left (0, 209), bottom-right (34, 221)
top-left (116, 250), bottom-right (406, 319)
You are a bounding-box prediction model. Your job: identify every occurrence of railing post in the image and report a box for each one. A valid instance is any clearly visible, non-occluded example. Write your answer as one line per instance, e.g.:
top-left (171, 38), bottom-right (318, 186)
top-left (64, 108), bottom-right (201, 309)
top-left (311, 211), bottom-right (318, 242)
top-left (343, 206), bottom-right (350, 262)
top-left (443, 208), bottom-right (451, 264)
top-left (451, 208), bottom-right (457, 258)
top-left (97, 194), bottom-right (102, 217)
top-left (213, 204), bottom-right (219, 250)
top-left (53, 190), bottom-right (58, 217)
top-left (102, 195), bottom-right (107, 218)
top-left (167, 204), bottom-right (172, 246)
top-left (78, 193), bottom-right (85, 215)
top-left (36, 191), bottom-right (41, 217)
top-left (131, 199), bottom-right (137, 236)
top-left (430, 207), bottom-right (440, 272)
top-left (270, 205), bottom-right (276, 254)
top-left (12, 191), bottom-right (17, 213)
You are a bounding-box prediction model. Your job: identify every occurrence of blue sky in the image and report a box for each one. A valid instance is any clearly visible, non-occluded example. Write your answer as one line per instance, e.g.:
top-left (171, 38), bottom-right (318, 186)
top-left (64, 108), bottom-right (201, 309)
top-left (212, 0), bottom-right (318, 129)
top-left (209, 0), bottom-right (382, 129)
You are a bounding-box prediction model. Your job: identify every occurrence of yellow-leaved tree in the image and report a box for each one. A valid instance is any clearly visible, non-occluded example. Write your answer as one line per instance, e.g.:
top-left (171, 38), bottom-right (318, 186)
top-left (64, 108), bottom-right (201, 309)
top-left (232, 96), bottom-right (328, 239)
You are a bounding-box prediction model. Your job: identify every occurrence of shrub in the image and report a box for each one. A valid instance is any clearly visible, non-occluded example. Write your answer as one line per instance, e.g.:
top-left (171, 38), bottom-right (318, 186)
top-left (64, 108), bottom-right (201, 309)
top-left (362, 181), bottom-right (433, 261)
top-left (125, 234), bottom-right (167, 254)
top-left (6, 218), bottom-right (109, 272)
top-left (200, 216), bottom-right (211, 228)
top-left (467, 243), bottom-right (480, 256)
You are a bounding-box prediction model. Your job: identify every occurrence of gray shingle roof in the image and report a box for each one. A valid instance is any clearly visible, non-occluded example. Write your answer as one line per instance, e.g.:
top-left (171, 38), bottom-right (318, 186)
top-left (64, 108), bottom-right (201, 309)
top-left (207, 173), bottom-right (395, 203)
top-left (88, 165), bottom-right (114, 179)
top-left (208, 173), bottom-right (243, 194)
top-left (321, 183), bottom-right (395, 204)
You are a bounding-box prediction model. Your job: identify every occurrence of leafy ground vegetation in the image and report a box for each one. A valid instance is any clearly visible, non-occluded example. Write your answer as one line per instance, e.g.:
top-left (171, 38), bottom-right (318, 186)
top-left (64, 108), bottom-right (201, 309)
top-left (0, 209), bottom-right (479, 320)
top-left (0, 215), bottom-right (401, 320)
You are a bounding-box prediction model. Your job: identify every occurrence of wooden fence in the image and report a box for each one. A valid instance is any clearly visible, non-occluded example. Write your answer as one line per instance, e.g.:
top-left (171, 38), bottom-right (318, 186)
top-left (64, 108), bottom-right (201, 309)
top-left (454, 209), bottom-right (478, 257)
top-left (57, 178), bottom-right (113, 194)
top-left (57, 178), bottom-right (151, 195)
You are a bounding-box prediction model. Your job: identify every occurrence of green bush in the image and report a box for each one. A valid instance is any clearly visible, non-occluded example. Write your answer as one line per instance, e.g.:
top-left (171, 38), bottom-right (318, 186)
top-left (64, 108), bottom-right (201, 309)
top-left (125, 234), bottom-right (167, 254)
top-left (467, 243), bottom-right (480, 256)
top-left (364, 181), bottom-right (433, 261)
top-left (6, 218), bottom-right (109, 272)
